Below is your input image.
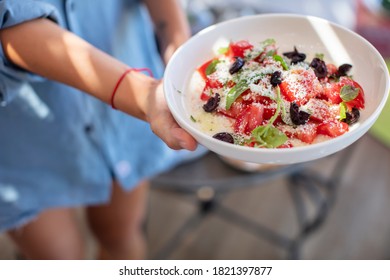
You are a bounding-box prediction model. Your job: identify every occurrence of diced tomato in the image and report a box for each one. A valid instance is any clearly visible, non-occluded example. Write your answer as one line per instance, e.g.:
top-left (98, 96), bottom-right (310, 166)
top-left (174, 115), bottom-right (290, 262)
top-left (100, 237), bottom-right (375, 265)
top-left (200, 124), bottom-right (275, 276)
top-left (206, 78), bottom-right (223, 89)
top-left (279, 81), bottom-right (293, 100)
top-left (340, 77), bottom-right (365, 110)
top-left (347, 94), bottom-right (365, 110)
top-left (197, 59), bottom-right (213, 80)
top-left (200, 88), bottom-right (211, 101)
top-left (200, 85), bottom-right (222, 101)
top-left (262, 106), bottom-right (276, 121)
top-left (278, 123), bottom-right (317, 144)
top-left (218, 98), bottom-right (246, 119)
top-left (323, 82), bottom-right (342, 104)
top-left (326, 63), bottom-right (338, 76)
top-left (234, 103), bottom-right (264, 135)
top-left (245, 141), bottom-right (256, 148)
top-left (247, 104), bottom-right (264, 133)
top-left (237, 89), bottom-right (252, 104)
top-left (296, 130), bottom-right (317, 144)
top-left (227, 40), bottom-right (254, 58)
top-left (305, 99), bottom-right (338, 123)
top-left (280, 69), bottom-right (323, 105)
top-left (317, 121), bottom-right (349, 138)
top-left (323, 77), bottom-right (365, 110)
top-left (277, 142), bottom-right (293, 149)
top-left (294, 123), bottom-right (318, 144)
top-left (197, 59), bottom-right (224, 89)
top-left (247, 94), bottom-right (274, 105)
top-left (234, 108), bottom-right (249, 134)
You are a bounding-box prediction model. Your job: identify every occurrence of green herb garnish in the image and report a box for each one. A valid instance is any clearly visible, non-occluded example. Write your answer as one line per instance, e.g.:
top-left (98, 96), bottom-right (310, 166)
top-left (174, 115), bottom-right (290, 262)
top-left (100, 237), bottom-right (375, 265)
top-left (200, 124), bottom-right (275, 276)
top-left (190, 115), bottom-right (197, 123)
top-left (340, 85), bottom-right (359, 102)
top-left (249, 86), bottom-right (288, 148)
top-left (339, 102), bottom-right (347, 121)
top-left (273, 54), bottom-right (289, 70)
top-left (225, 80), bottom-right (249, 110)
top-left (205, 59), bottom-right (220, 76)
top-left (251, 126), bottom-right (288, 148)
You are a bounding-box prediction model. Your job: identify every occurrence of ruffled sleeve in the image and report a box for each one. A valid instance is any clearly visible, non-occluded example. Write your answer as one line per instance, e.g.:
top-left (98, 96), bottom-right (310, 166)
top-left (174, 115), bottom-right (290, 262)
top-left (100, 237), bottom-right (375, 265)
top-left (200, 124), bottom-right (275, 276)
top-left (0, 0), bottom-right (61, 106)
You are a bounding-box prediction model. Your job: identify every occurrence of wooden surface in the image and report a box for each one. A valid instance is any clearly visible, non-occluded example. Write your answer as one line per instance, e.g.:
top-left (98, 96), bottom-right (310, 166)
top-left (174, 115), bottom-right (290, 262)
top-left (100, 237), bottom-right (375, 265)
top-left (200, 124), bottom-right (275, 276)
top-left (1, 134), bottom-right (390, 259)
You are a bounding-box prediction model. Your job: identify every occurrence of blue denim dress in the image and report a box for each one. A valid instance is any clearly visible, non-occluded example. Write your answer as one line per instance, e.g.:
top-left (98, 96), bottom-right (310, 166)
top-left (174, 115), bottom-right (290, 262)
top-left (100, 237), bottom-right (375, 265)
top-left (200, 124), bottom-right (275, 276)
top-left (0, 0), bottom-right (202, 231)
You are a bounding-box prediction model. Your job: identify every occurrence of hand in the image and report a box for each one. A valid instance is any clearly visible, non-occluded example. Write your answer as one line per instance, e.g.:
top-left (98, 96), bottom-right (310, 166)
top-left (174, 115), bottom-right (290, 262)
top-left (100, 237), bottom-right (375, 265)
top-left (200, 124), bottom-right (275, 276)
top-left (146, 80), bottom-right (198, 151)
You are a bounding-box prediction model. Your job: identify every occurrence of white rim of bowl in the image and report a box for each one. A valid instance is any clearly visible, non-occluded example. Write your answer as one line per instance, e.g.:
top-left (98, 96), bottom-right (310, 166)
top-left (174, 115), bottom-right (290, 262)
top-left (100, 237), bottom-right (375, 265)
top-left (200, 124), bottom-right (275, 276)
top-left (164, 13), bottom-right (390, 156)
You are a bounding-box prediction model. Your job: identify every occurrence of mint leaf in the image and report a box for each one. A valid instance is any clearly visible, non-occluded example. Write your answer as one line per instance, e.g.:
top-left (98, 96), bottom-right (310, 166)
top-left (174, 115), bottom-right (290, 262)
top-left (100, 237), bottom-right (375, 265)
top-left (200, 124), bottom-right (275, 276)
top-left (273, 54), bottom-right (289, 70)
top-left (251, 126), bottom-right (288, 148)
top-left (339, 102), bottom-right (347, 120)
top-left (251, 126), bottom-right (268, 146)
top-left (205, 59), bottom-right (220, 76)
top-left (249, 86), bottom-right (287, 148)
top-left (225, 80), bottom-right (249, 110)
top-left (340, 85), bottom-right (359, 102)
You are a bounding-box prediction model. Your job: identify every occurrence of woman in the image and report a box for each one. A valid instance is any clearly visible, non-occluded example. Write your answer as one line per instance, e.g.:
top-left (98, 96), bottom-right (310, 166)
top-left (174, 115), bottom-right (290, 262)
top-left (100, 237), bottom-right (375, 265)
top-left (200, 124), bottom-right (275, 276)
top-left (0, 0), bottom-right (198, 259)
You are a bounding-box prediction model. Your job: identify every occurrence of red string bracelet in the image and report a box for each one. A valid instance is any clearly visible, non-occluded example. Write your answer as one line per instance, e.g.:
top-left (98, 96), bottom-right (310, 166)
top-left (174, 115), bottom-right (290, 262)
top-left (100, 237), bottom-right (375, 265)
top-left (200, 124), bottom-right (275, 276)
top-left (110, 67), bottom-right (154, 110)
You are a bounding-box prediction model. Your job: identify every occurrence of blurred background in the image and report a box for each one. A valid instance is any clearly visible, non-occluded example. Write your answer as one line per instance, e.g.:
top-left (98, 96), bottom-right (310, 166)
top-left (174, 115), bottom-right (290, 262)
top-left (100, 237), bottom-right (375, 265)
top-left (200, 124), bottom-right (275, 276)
top-left (1, 0), bottom-right (389, 259)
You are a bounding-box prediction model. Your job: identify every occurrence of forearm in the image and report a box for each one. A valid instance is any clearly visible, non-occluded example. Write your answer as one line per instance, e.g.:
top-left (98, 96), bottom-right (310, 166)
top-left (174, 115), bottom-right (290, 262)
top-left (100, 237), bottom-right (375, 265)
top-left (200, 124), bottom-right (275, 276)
top-left (0, 15), bottom-right (197, 151)
top-left (143, 0), bottom-right (190, 64)
top-left (0, 18), bottom-right (152, 120)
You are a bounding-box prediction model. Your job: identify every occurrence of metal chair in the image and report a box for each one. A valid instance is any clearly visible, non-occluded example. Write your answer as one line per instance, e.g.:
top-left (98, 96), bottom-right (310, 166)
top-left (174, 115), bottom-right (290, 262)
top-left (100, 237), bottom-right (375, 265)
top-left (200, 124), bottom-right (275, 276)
top-left (150, 144), bottom-right (356, 259)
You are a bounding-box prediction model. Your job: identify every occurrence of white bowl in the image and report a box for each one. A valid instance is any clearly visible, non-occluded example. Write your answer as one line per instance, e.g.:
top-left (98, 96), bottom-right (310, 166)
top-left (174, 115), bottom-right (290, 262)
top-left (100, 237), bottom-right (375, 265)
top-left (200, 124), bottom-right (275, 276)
top-left (164, 14), bottom-right (389, 164)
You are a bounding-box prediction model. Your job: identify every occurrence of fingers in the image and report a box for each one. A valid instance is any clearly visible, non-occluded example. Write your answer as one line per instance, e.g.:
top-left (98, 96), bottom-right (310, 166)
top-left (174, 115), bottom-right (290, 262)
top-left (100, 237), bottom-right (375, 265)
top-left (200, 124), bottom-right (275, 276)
top-left (150, 109), bottom-right (197, 151)
top-left (147, 82), bottom-right (198, 151)
top-left (170, 126), bottom-right (198, 151)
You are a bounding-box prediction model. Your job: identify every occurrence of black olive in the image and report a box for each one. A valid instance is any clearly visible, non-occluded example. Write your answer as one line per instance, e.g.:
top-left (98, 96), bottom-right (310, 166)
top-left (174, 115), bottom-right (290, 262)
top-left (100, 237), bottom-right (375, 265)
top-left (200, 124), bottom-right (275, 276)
top-left (290, 102), bottom-right (311, 125)
top-left (229, 57), bottom-right (245, 74)
top-left (343, 107), bottom-right (360, 125)
top-left (310, 57), bottom-right (328, 78)
top-left (283, 47), bottom-right (306, 64)
top-left (213, 132), bottom-right (234, 144)
top-left (338, 63), bottom-right (352, 77)
top-left (202, 93), bottom-right (220, 113)
top-left (270, 71), bottom-right (282, 87)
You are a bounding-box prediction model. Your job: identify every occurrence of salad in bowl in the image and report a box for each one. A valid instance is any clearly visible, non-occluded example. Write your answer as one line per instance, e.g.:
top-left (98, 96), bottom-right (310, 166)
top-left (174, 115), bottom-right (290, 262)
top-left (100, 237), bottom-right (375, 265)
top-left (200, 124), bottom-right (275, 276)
top-left (164, 14), bottom-right (389, 164)
top-left (189, 38), bottom-right (365, 149)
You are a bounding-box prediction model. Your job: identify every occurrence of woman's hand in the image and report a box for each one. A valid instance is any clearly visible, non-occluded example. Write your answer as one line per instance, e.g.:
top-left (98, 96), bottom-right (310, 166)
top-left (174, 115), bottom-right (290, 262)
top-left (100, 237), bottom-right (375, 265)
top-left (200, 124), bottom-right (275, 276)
top-left (146, 80), bottom-right (197, 151)
top-left (143, 0), bottom-right (191, 65)
top-left (140, 1), bottom-right (197, 150)
top-left (138, 1), bottom-right (197, 150)
top-left (110, 70), bottom-right (197, 151)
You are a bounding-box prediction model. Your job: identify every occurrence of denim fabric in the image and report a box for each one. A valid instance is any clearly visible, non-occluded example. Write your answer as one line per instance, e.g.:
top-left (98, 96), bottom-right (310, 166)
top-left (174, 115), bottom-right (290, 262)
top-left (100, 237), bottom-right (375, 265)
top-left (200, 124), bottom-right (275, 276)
top-left (0, 0), bottom-right (204, 231)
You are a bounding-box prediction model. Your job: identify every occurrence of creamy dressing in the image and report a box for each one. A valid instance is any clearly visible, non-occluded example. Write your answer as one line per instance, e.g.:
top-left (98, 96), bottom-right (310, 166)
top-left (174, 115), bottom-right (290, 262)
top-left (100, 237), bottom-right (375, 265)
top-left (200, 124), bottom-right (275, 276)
top-left (187, 71), bottom-right (234, 136)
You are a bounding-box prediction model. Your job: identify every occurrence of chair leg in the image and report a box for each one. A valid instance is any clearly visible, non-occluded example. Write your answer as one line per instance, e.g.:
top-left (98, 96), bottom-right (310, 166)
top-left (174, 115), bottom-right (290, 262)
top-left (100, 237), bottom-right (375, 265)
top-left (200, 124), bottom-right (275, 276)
top-left (153, 187), bottom-right (218, 259)
top-left (153, 211), bottom-right (204, 259)
top-left (214, 203), bottom-right (293, 251)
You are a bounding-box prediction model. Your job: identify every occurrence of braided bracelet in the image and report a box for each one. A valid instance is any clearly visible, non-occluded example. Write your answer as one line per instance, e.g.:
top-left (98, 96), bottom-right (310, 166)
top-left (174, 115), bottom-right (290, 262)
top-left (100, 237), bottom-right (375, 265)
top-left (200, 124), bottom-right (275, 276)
top-left (110, 67), bottom-right (153, 109)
